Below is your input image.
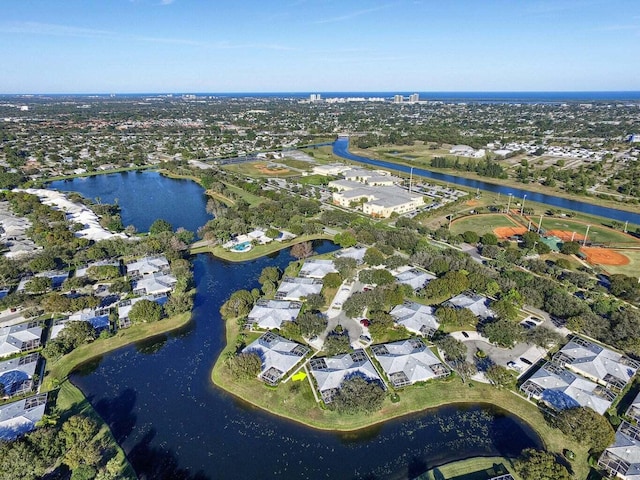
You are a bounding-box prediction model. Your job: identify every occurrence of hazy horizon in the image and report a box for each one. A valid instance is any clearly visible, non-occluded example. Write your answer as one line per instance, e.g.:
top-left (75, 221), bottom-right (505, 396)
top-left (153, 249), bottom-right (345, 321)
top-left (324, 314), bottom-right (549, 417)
top-left (1, 0), bottom-right (639, 94)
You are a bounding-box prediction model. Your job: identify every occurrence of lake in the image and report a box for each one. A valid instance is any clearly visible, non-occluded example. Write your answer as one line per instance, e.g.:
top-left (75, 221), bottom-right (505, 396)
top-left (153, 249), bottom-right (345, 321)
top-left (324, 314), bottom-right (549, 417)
top-left (53, 172), bottom-right (542, 479)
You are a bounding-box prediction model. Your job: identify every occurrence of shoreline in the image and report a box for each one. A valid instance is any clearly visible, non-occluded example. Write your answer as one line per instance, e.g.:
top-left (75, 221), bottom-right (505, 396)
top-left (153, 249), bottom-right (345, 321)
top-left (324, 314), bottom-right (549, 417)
top-left (339, 144), bottom-right (640, 217)
top-left (209, 316), bottom-right (588, 477)
top-left (42, 311), bottom-right (192, 391)
top-left (190, 233), bottom-right (334, 261)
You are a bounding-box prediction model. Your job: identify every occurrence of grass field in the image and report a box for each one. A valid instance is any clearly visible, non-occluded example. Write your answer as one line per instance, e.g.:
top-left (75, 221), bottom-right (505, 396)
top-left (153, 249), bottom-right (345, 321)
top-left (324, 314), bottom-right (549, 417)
top-left (222, 161), bottom-right (296, 178)
top-left (593, 248), bottom-right (640, 276)
top-left (450, 213), bottom-right (525, 237)
top-left (417, 457), bottom-right (521, 480)
top-left (533, 217), bottom-right (638, 246)
top-left (279, 157), bottom-right (314, 171)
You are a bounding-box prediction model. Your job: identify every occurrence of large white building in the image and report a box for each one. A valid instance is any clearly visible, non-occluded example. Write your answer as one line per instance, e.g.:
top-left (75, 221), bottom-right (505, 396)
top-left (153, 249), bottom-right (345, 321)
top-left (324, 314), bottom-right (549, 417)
top-left (330, 181), bottom-right (424, 218)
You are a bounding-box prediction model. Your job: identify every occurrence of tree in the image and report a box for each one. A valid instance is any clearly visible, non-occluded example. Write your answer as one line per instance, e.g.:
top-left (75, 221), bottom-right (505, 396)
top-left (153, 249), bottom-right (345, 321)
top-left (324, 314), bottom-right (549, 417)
top-left (290, 241), bottom-right (314, 259)
top-left (514, 449), bottom-right (571, 480)
top-left (482, 319), bottom-right (522, 347)
top-left (560, 241), bottom-right (581, 255)
top-left (485, 365), bottom-right (516, 388)
top-left (258, 266), bottom-right (281, 285)
top-left (60, 415), bottom-right (101, 470)
top-left (220, 289), bottom-right (255, 319)
top-left (334, 256), bottom-right (358, 279)
top-left (25, 276), bottom-right (52, 294)
top-left (435, 306), bottom-right (478, 328)
top-left (481, 233), bottom-right (498, 245)
top-left (524, 326), bottom-right (563, 348)
top-left (552, 407), bottom-right (615, 453)
top-left (128, 299), bottom-right (163, 324)
top-left (304, 293), bottom-right (325, 312)
top-left (436, 335), bottom-right (467, 362)
top-left (461, 230), bottom-right (479, 244)
top-left (227, 352), bottom-right (262, 379)
top-left (297, 311), bottom-right (327, 337)
top-left (86, 265), bottom-right (120, 281)
top-left (363, 247), bottom-right (385, 266)
top-left (149, 219), bottom-right (173, 235)
top-left (331, 376), bottom-right (385, 414)
top-left (521, 231), bottom-right (540, 249)
top-left (323, 272), bottom-right (343, 289)
top-left (323, 330), bottom-right (351, 355)
top-left (334, 231), bottom-right (357, 248)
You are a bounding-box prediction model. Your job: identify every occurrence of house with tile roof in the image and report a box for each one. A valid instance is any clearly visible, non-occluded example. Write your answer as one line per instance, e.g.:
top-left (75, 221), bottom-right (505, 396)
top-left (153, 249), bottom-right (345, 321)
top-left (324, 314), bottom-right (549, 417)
top-left (247, 299), bottom-right (301, 330)
top-left (390, 301), bottom-right (440, 337)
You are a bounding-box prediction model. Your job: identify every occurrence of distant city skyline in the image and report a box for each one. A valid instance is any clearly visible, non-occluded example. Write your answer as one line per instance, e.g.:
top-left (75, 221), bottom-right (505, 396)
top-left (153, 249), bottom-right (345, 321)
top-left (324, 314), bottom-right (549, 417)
top-left (1, 0), bottom-right (639, 94)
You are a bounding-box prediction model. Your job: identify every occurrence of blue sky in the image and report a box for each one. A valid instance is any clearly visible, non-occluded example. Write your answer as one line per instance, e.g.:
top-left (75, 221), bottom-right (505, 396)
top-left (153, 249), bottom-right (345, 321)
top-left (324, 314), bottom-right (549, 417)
top-left (0, 0), bottom-right (638, 93)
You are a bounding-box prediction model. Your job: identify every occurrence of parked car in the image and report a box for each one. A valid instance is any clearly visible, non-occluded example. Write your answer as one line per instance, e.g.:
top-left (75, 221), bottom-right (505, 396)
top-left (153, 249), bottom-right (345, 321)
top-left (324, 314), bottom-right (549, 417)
top-left (359, 335), bottom-right (371, 342)
top-left (360, 319), bottom-right (370, 327)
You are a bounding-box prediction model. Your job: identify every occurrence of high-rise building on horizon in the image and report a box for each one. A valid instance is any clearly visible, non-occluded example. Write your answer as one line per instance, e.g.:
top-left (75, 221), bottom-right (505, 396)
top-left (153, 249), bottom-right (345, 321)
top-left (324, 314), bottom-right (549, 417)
top-left (409, 93), bottom-right (419, 103)
top-left (393, 94), bottom-right (404, 103)
top-left (310, 93), bottom-right (321, 102)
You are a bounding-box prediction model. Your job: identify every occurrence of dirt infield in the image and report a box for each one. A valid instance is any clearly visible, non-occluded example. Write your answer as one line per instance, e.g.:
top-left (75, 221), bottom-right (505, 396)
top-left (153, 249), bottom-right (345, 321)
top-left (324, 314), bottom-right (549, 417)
top-left (255, 163), bottom-right (290, 175)
top-left (581, 247), bottom-right (630, 266)
top-left (546, 230), bottom-right (586, 242)
top-left (465, 200), bottom-right (479, 207)
top-left (494, 226), bottom-right (528, 238)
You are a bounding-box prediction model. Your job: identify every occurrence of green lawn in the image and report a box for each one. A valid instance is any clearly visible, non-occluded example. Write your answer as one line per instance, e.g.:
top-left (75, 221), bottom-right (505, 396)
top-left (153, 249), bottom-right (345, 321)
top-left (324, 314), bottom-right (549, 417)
top-left (297, 174), bottom-right (330, 185)
top-left (42, 312), bottom-right (191, 390)
top-left (536, 217), bottom-right (639, 246)
top-left (54, 380), bottom-right (137, 479)
top-left (190, 233), bottom-right (333, 261)
top-left (279, 158), bottom-right (314, 171)
top-left (211, 319), bottom-right (590, 479)
top-left (600, 248), bottom-right (640, 276)
top-left (418, 457), bottom-right (521, 480)
top-left (450, 213), bottom-right (524, 237)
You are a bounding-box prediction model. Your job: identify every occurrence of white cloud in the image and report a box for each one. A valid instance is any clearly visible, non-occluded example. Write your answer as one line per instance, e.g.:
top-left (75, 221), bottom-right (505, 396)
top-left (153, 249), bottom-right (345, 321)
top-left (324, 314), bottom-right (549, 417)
top-left (313, 3), bottom-right (397, 24)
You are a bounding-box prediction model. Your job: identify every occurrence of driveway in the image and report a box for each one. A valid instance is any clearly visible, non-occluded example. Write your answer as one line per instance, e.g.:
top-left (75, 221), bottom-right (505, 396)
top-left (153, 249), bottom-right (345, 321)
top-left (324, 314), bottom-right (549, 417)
top-left (321, 280), bottom-right (365, 347)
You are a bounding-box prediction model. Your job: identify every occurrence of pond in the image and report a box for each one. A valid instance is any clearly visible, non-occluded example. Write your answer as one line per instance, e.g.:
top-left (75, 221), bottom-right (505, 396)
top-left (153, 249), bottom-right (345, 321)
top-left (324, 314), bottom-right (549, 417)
top-left (53, 172), bottom-right (542, 479)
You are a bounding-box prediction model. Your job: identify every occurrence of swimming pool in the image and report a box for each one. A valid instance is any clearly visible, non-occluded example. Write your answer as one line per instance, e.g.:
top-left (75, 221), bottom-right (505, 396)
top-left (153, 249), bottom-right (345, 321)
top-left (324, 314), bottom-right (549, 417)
top-left (231, 241), bottom-right (252, 252)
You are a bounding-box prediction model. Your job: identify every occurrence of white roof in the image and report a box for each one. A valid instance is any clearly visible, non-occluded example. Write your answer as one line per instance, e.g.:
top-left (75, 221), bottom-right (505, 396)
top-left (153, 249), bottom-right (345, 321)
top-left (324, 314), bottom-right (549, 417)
top-left (394, 267), bottom-right (435, 290)
top-left (133, 272), bottom-right (177, 295)
top-left (0, 393), bottom-right (47, 440)
top-left (243, 332), bottom-right (309, 384)
top-left (372, 339), bottom-right (448, 385)
top-left (447, 293), bottom-right (495, 319)
top-left (0, 322), bottom-right (42, 358)
top-left (275, 277), bottom-right (323, 301)
top-left (126, 256), bottom-right (170, 275)
top-left (390, 302), bottom-right (440, 336)
top-left (247, 300), bottom-right (301, 330)
top-left (298, 259), bottom-right (337, 279)
top-left (600, 422), bottom-right (640, 480)
top-left (335, 246), bottom-right (366, 264)
top-left (555, 337), bottom-right (638, 388)
top-left (309, 350), bottom-right (382, 401)
top-left (521, 362), bottom-right (613, 415)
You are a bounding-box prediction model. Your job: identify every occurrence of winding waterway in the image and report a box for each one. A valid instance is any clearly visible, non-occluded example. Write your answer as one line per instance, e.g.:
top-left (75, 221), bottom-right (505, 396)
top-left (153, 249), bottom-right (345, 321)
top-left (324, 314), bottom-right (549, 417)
top-left (51, 172), bottom-right (542, 479)
top-left (333, 138), bottom-right (640, 225)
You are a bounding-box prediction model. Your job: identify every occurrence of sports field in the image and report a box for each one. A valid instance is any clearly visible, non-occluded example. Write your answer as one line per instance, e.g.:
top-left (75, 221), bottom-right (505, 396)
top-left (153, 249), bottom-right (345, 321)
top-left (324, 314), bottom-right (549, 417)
top-left (533, 217), bottom-right (637, 246)
top-left (450, 213), bottom-right (526, 238)
top-left (223, 161), bottom-right (295, 177)
top-left (587, 248), bottom-right (640, 276)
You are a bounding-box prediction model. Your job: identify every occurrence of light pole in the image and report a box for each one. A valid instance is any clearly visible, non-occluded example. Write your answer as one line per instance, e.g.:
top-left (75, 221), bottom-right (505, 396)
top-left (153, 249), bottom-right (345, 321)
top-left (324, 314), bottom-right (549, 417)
top-left (409, 167), bottom-right (414, 193)
top-left (537, 214), bottom-right (543, 234)
top-left (583, 225), bottom-right (591, 246)
top-left (506, 193), bottom-right (512, 214)
top-left (520, 194), bottom-right (527, 215)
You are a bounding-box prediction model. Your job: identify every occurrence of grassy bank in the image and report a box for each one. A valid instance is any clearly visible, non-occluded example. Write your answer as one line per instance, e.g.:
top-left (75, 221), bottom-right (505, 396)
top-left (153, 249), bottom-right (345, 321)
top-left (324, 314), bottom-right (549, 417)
top-left (37, 165), bottom-right (155, 185)
top-left (417, 456), bottom-right (521, 480)
top-left (55, 380), bottom-right (137, 479)
top-left (349, 145), bottom-right (640, 215)
top-left (42, 312), bottom-right (191, 391)
top-left (190, 233), bottom-right (333, 261)
top-left (211, 319), bottom-right (589, 479)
